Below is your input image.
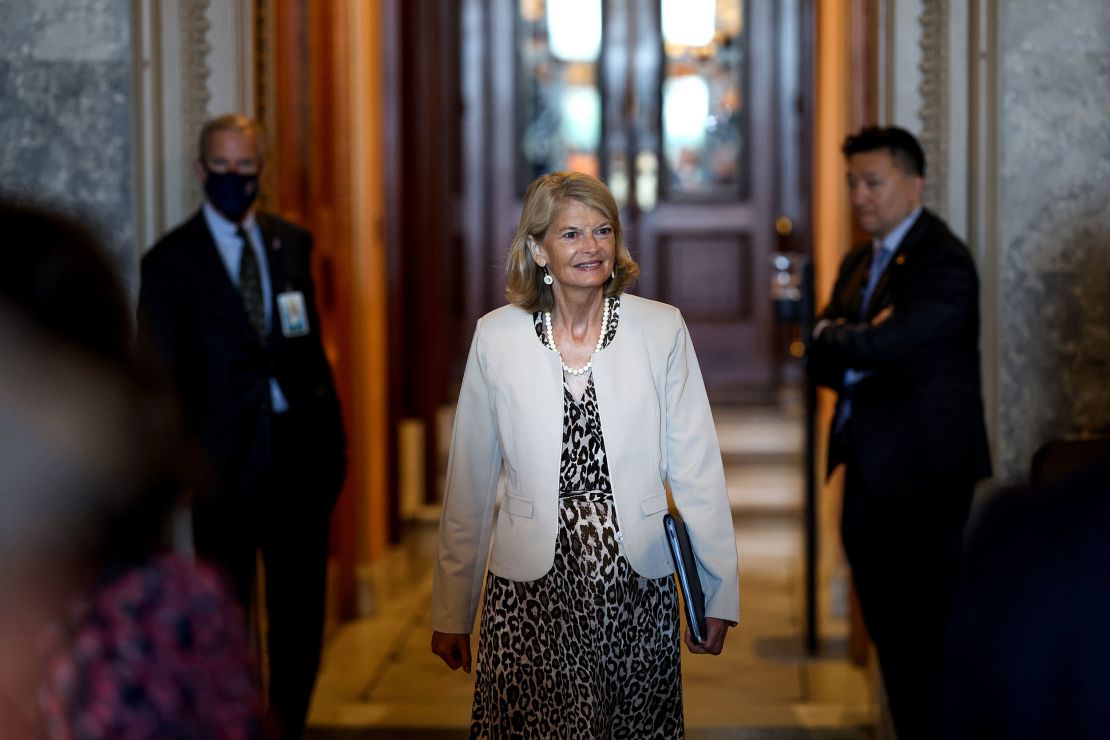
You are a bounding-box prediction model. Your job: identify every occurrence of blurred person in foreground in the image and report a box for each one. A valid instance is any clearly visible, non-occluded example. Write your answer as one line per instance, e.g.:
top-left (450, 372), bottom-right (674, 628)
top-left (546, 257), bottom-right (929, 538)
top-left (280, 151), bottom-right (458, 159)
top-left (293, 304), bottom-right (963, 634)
top-left (942, 452), bottom-right (1110, 739)
top-left (0, 202), bottom-right (259, 737)
top-left (0, 312), bottom-right (148, 737)
top-left (138, 114), bottom-right (346, 739)
top-left (807, 126), bottom-right (991, 739)
top-left (430, 172), bottom-right (740, 738)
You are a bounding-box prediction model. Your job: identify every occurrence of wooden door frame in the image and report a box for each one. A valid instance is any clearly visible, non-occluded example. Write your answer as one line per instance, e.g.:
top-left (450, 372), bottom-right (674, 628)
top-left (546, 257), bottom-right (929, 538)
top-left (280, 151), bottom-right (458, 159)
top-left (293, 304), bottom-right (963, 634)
top-left (382, 0), bottom-right (466, 519)
top-left (268, 0), bottom-right (358, 619)
top-left (266, 0), bottom-right (391, 620)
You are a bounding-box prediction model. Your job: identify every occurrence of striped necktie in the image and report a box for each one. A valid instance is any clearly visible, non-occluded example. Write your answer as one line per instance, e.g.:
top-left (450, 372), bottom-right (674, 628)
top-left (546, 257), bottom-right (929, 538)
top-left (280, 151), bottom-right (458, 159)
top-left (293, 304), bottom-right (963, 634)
top-left (237, 226), bottom-right (266, 343)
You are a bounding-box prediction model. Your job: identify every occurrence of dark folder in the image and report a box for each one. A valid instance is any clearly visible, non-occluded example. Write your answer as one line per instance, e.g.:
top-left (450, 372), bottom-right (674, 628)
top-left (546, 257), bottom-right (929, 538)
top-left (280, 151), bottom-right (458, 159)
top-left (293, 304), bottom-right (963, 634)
top-left (664, 513), bottom-right (707, 644)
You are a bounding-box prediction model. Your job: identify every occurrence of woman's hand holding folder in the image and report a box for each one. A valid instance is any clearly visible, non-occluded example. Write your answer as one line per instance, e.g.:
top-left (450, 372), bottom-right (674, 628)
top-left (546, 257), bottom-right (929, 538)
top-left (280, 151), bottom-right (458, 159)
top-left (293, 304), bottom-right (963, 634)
top-left (684, 617), bottom-right (732, 655)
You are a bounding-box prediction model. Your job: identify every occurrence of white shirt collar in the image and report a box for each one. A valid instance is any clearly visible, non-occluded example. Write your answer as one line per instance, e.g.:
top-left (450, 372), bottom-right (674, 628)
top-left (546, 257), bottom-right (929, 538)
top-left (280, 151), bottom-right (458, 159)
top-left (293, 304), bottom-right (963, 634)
top-left (875, 206), bottom-right (922, 254)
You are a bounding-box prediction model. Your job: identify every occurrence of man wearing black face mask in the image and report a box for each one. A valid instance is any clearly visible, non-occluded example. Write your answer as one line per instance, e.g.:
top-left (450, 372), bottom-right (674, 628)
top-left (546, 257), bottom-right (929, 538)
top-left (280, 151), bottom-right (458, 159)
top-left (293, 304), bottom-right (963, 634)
top-left (138, 114), bottom-right (347, 740)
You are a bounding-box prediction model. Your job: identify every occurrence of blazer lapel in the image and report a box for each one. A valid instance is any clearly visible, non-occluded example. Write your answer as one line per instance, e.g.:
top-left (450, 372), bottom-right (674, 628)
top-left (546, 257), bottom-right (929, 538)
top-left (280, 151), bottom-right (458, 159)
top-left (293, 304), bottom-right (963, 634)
top-left (255, 213), bottom-right (289, 289)
top-left (256, 213), bottom-right (288, 344)
top-left (188, 210), bottom-right (264, 341)
top-left (840, 247), bottom-right (871, 319)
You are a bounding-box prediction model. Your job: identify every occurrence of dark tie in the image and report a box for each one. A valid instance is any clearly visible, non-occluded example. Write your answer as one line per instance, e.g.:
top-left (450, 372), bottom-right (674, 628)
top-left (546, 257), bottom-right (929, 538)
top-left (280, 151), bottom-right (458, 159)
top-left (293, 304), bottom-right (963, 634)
top-left (858, 244), bottom-right (894, 320)
top-left (237, 226), bottom-right (266, 342)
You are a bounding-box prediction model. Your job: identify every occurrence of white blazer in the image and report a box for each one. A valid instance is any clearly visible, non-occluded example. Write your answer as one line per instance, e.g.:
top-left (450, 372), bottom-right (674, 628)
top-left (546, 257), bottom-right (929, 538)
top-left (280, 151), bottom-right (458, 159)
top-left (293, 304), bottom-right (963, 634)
top-left (431, 294), bottom-right (740, 634)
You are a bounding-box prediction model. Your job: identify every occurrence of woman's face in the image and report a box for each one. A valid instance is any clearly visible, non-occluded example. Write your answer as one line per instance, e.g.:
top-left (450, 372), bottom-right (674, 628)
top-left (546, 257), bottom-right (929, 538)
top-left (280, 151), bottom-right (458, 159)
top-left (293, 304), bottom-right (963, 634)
top-left (529, 200), bottom-right (615, 295)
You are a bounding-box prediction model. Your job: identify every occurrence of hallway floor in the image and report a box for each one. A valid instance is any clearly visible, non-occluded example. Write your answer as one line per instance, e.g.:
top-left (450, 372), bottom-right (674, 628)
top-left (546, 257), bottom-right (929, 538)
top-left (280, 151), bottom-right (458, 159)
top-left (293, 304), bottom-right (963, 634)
top-left (306, 400), bottom-right (876, 739)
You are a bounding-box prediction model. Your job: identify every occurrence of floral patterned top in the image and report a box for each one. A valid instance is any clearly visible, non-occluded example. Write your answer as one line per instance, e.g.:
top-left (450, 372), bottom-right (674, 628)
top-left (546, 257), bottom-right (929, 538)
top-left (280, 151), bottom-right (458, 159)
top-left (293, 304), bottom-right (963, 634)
top-left (38, 554), bottom-right (261, 740)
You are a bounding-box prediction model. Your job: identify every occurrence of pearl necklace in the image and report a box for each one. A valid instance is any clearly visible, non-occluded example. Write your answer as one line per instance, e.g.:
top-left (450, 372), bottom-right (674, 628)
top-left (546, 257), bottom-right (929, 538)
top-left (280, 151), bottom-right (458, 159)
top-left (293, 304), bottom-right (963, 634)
top-left (544, 298), bottom-right (610, 376)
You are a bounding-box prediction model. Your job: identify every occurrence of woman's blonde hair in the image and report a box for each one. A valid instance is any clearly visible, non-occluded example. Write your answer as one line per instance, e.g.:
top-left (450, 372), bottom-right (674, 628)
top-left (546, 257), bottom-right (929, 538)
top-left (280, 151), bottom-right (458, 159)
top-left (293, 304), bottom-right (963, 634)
top-left (505, 172), bottom-right (640, 312)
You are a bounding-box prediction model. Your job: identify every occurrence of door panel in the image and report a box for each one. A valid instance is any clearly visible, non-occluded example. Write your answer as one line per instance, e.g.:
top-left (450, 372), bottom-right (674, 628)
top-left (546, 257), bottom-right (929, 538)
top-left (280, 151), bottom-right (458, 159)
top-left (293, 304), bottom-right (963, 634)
top-left (658, 233), bottom-right (752, 320)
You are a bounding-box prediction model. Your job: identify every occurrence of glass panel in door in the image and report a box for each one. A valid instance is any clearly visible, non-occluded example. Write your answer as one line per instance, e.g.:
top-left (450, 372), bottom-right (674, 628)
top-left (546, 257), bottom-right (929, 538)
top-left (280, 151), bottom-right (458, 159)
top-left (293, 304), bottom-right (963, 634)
top-left (516, 0), bottom-right (603, 194)
top-left (659, 0), bottom-right (746, 199)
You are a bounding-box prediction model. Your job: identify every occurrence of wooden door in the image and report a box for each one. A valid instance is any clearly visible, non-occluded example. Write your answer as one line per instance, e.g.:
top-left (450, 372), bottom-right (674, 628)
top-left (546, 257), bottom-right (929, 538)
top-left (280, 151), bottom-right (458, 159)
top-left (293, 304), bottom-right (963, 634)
top-left (465, 0), bottom-right (812, 398)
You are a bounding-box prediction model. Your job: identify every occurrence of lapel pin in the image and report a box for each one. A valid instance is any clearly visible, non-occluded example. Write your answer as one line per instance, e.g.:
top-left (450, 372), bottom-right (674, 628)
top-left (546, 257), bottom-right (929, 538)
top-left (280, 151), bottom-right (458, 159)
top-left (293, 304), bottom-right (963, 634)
top-left (895, 255), bottom-right (906, 265)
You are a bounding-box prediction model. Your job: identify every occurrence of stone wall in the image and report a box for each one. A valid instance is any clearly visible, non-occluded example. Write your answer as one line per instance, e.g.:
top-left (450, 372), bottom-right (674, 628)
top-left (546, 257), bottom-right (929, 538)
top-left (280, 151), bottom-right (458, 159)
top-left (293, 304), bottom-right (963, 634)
top-left (0, 0), bottom-right (137, 297)
top-left (996, 0), bottom-right (1110, 481)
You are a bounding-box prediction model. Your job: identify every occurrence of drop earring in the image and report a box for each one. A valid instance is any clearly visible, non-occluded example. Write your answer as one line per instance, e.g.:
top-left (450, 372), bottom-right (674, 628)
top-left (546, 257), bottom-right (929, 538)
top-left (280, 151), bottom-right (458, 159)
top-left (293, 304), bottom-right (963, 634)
top-left (543, 266), bottom-right (554, 285)
top-left (610, 269), bottom-right (616, 280)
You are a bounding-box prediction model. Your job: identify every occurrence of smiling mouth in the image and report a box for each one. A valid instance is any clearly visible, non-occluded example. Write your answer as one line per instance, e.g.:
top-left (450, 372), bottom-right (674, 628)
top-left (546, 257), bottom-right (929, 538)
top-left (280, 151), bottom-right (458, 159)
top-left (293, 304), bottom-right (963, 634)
top-left (574, 260), bottom-right (602, 269)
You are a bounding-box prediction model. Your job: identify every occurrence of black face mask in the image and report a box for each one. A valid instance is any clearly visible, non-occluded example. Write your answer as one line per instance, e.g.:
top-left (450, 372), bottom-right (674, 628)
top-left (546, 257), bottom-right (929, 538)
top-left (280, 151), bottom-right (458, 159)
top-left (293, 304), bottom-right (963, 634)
top-left (203, 168), bottom-right (260, 223)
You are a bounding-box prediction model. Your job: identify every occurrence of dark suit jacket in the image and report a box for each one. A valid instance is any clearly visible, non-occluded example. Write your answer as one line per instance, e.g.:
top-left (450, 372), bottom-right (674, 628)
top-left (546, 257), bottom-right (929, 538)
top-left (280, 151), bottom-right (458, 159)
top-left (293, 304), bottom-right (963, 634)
top-left (942, 454), bottom-right (1110, 739)
top-left (137, 210), bottom-right (346, 514)
top-left (808, 209), bottom-right (991, 496)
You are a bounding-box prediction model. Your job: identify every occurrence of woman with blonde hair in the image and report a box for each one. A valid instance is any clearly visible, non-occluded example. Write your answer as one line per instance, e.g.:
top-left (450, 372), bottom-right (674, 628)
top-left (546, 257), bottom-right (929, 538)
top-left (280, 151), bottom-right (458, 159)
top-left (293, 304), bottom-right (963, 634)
top-left (431, 172), bottom-right (739, 738)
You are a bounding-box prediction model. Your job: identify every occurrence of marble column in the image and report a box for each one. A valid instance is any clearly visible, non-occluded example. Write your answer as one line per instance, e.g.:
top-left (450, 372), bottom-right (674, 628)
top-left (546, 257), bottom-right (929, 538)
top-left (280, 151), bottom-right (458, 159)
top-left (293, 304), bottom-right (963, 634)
top-left (996, 0), bottom-right (1110, 482)
top-left (0, 0), bottom-right (137, 298)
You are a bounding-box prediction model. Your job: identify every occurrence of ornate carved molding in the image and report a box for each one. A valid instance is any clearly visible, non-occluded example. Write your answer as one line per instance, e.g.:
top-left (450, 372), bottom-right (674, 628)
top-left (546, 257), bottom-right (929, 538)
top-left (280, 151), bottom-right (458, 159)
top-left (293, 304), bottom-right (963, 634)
top-left (918, 0), bottom-right (948, 214)
top-left (181, 0), bottom-right (211, 213)
top-left (255, 0), bottom-right (278, 210)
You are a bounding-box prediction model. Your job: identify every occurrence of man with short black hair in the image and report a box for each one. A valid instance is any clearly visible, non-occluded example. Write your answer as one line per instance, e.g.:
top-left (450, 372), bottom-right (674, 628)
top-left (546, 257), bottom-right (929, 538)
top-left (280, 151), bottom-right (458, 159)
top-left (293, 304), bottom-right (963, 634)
top-left (808, 125), bottom-right (991, 739)
top-left (138, 114), bottom-right (346, 739)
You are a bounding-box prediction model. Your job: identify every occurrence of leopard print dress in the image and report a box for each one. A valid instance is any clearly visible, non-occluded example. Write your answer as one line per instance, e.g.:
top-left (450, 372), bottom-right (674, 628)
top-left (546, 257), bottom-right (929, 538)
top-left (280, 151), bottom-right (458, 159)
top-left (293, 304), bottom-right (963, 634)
top-left (470, 296), bottom-right (684, 739)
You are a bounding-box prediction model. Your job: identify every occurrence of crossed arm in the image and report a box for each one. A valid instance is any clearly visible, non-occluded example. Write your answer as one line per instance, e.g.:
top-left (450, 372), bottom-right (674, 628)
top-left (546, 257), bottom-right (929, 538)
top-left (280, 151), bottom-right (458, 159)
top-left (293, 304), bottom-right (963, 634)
top-left (809, 248), bottom-right (975, 383)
